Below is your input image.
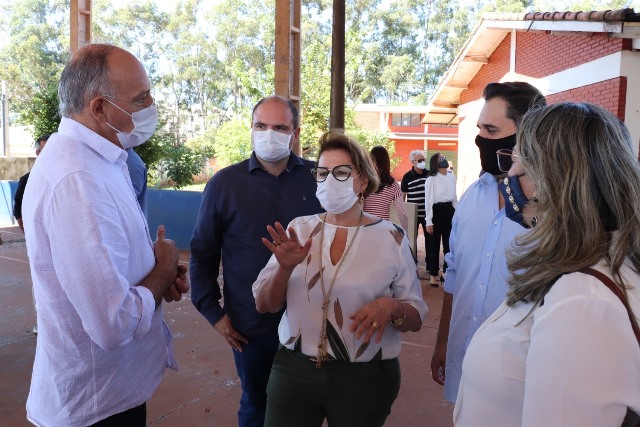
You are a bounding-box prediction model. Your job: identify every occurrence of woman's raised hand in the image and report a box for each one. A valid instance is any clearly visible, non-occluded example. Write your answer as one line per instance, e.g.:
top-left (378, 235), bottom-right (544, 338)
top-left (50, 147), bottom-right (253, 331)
top-left (262, 222), bottom-right (312, 270)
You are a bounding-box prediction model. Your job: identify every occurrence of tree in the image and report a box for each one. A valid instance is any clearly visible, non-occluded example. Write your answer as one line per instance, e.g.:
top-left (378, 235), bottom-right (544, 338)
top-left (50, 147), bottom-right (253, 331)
top-left (160, 144), bottom-right (209, 189)
top-left (19, 83), bottom-right (61, 138)
top-left (0, 0), bottom-right (65, 125)
top-left (210, 117), bottom-right (253, 168)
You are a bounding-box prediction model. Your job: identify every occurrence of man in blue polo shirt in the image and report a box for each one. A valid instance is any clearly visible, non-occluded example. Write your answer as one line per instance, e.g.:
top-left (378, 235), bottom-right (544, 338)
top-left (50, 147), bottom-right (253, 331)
top-left (190, 95), bottom-right (322, 427)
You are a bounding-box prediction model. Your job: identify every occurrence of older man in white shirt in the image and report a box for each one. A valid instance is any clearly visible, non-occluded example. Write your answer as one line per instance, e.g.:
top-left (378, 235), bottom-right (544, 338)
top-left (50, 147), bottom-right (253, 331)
top-left (22, 44), bottom-right (188, 426)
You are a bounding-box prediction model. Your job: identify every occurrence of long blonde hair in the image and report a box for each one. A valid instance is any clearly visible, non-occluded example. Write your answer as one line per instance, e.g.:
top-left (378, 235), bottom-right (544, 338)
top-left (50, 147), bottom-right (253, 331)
top-left (507, 102), bottom-right (640, 305)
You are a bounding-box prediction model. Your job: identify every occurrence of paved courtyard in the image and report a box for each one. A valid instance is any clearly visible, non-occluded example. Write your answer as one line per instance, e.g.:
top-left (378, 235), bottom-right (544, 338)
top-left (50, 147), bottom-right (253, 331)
top-left (0, 224), bottom-right (453, 427)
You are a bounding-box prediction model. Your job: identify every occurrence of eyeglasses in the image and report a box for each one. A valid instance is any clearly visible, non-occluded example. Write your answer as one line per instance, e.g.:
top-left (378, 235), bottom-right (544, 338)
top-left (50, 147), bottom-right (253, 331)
top-left (102, 93), bottom-right (155, 109)
top-left (496, 149), bottom-right (520, 173)
top-left (311, 165), bottom-right (354, 182)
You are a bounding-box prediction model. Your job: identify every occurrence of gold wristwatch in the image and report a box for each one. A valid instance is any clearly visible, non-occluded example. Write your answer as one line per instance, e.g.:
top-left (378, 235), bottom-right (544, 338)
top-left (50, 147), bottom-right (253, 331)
top-left (390, 303), bottom-right (407, 326)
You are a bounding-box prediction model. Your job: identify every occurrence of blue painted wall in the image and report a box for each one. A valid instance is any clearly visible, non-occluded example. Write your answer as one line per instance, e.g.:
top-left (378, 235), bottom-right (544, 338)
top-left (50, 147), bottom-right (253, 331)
top-left (146, 189), bottom-right (202, 250)
top-left (0, 181), bottom-right (18, 226)
top-left (0, 181), bottom-right (202, 250)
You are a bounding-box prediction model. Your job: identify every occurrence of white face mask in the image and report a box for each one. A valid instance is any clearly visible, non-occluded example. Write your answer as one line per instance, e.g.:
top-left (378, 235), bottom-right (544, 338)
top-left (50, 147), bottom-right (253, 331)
top-left (105, 100), bottom-right (158, 149)
top-left (415, 160), bottom-right (426, 170)
top-left (252, 129), bottom-right (292, 162)
top-left (316, 176), bottom-right (358, 214)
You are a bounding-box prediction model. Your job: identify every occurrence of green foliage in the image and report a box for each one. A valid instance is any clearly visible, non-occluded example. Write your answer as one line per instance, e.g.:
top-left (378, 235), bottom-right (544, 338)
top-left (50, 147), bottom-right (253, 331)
top-left (210, 117), bottom-right (253, 168)
top-left (347, 128), bottom-right (399, 169)
top-left (161, 144), bottom-right (208, 189)
top-left (0, 0), bottom-right (65, 123)
top-left (2, 0), bottom-right (637, 188)
top-left (19, 83), bottom-right (61, 139)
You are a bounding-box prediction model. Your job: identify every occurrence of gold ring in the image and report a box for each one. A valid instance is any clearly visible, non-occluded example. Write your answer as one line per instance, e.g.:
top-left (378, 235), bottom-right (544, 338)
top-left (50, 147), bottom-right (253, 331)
top-left (371, 321), bottom-right (380, 330)
top-left (273, 240), bottom-right (281, 246)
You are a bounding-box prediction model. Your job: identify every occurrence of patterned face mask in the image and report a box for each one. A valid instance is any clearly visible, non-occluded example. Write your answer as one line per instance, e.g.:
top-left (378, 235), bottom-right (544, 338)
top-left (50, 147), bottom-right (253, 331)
top-left (498, 174), bottom-right (529, 227)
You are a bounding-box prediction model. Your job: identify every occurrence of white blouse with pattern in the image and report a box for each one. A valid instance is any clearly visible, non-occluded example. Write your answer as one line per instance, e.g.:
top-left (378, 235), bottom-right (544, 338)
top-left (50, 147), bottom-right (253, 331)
top-left (253, 214), bottom-right (428, 362)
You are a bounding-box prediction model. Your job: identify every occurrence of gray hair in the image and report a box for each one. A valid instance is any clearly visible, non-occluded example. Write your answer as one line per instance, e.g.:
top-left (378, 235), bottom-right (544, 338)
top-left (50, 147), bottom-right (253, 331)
top-left (409, 149), bottom-right (424, 163)
top-left (506, 102), bottom-right (640, 305)
top-left (58, 44), bottom-right (116, 118)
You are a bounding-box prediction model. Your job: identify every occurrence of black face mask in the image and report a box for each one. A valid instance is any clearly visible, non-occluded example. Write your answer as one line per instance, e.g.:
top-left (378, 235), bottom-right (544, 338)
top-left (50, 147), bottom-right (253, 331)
top-left (475, 134), bottom-right (516, 175)
top-left (498, 174), bottom-right (529, 227)
top-left (437, 159), bottom-right (449, 169)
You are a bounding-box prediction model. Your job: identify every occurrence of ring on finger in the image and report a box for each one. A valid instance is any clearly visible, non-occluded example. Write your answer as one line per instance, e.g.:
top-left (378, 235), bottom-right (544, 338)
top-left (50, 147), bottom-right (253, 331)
top-left (371, 321), bottom-right (380, 330)
top-left (273, 240), bottom-right (282, 246)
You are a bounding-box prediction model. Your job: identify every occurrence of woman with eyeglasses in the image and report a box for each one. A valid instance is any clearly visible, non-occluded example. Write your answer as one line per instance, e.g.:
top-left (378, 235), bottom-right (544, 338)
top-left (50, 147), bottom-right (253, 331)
top-left (253, 129), bottom-right (427, 427)
top-left (424, 152), bottom-right (458, 287)
top-left (363, 145), bottom-right (409, 231)
top-left (454, 102), bottom-right (640, 426)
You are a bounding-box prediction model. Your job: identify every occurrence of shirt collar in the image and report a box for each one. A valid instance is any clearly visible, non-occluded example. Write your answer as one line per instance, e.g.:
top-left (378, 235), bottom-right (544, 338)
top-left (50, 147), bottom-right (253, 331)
top-left (480, 170), bottom-right (499, 186)
top-left (58, 117), bottom-right (127, 164)
top-left (248, 151), bottom-right (304, 174)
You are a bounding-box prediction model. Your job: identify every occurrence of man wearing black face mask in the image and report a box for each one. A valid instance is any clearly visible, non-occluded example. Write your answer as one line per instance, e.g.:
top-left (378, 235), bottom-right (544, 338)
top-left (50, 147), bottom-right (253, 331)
top-left (430, 82), bottom-right (546, 403)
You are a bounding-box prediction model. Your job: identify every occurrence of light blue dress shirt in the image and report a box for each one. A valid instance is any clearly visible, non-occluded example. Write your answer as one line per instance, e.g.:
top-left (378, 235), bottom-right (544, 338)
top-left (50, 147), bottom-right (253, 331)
top-left (442, 172), bottom-right (526, 402)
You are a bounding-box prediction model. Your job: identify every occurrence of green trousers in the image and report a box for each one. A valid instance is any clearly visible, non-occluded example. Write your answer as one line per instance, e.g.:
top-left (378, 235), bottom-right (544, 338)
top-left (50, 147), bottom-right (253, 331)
top-left (264, 347), bottom-right (401, 427)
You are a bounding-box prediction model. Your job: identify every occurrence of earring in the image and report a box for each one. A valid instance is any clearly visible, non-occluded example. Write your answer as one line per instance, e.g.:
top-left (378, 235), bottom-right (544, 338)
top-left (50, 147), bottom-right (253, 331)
top-left (530, 195), bottom-right (539, 228)
top-left (359, 193), bottom-right (364, 204)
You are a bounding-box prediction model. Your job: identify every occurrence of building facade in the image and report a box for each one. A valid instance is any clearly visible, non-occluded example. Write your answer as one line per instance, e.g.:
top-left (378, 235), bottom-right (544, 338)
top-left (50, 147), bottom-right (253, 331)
top-left (425, 8), bottom-right (640, 194)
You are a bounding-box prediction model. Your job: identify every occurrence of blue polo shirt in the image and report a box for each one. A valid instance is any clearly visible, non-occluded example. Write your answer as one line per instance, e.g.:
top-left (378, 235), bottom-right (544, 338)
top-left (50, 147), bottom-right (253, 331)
top-left (190, 152), bottom-right (323, 337)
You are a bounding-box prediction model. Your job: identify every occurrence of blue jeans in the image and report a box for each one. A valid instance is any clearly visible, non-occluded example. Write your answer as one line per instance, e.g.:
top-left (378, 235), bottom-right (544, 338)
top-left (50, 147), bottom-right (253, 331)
top-left (232, 335), bottom-right (280, 427)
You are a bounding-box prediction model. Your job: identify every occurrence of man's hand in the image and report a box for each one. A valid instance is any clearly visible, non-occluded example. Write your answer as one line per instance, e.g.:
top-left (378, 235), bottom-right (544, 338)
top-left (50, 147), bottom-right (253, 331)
top-left (154, 225), bottom-right (179, 275)
top-left (142, 225), bottom-right (180, 306)
top-left (430, 292), bottom-right (453, 386)
top-left (430, 342), bottom-right (447, 385)
top-left (163, 264), bottom-right (190, 303)
top-left (214, 315), bottom-right (249, 352)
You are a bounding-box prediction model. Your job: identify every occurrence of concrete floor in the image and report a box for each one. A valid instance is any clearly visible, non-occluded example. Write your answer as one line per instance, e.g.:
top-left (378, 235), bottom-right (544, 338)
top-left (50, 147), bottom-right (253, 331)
top-left (0, 225), bottom-right (453, 427)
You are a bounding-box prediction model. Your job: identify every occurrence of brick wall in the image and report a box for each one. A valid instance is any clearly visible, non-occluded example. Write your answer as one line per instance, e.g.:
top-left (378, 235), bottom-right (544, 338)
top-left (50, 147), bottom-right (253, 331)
top-left (460, 35), bottom-right (511, 104)
top-left (516, 32), bottom-right (631, 78)
top-left (355, 111), bottom-right (381, 130)
top-left (546, 76), bottom-right (627, 119)
top-left (460, 32), bottom-right (631, 106)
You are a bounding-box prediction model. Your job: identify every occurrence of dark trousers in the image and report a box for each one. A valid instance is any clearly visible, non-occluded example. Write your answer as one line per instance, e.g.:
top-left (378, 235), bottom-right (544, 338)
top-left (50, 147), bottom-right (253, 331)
top-left (427, 202), bottom-right (455, 277)
top-left (233, 335), bottom-right (280, 427)
top-left (417, 217), bottom-right (428, 264)
top-left (264, 347), bottom-right (400, 427)
top-left (90, 403), bottom-right (146, 426)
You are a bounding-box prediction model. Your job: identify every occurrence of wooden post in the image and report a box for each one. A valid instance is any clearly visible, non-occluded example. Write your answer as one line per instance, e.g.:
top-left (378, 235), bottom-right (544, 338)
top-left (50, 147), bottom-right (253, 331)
top-left (330, 0), bottom-right (345, 129)
top-left (70, 0), bottom-right (92, 55)
top-left (275, 0), bottom-right (302, 154)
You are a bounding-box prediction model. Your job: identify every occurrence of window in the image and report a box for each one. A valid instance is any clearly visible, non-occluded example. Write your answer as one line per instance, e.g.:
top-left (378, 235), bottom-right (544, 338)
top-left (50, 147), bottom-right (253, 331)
top-left (391, 113), bottom-right (421, 127)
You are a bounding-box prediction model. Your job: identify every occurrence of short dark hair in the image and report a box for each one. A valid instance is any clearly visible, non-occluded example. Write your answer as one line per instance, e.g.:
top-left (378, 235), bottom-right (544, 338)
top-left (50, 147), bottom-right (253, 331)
top-left (483, 82), bottom-right (546, 125)
top-left (35, 134), bottom-right (50, 149)
top-left (251, 95), bottom-right (299, 129)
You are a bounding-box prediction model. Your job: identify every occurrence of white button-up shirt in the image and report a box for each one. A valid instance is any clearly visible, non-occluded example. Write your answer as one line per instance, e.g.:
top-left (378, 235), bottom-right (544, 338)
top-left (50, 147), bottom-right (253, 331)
top-left (23, 117), bottom-right (176, 426)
